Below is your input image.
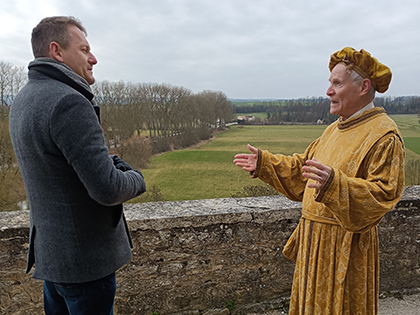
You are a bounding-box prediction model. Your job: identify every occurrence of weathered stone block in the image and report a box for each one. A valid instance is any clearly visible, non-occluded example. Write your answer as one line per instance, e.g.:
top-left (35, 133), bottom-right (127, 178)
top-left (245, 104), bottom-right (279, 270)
top-left (1, 187), bottom-right (419, 314)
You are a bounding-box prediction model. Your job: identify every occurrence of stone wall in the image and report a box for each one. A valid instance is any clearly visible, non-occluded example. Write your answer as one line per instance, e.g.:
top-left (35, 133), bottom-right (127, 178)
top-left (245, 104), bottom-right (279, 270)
top-left (1, 186), bottom-right (419, 315)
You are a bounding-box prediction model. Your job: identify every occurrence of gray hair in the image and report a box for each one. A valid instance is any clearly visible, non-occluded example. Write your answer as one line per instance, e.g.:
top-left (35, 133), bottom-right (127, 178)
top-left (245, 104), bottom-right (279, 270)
top-left (349, 69), bottom-right (376, 99)
top-left (31, 16), bottom-right (87, 58)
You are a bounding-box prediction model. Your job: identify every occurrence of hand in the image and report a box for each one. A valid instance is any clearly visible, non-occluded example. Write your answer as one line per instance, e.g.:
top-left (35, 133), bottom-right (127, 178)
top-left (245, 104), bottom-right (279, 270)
top-left (233, 144), bottom-right (258, 172)
top-left (111, 155), bottom-right (133, 172)
top-left (302, 157), bottom-right (331, 190)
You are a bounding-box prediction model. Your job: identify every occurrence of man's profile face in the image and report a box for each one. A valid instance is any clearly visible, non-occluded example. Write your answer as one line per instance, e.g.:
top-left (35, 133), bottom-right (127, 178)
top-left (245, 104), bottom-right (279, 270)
top-left (60, 25), bottom-right (97, 85)
top-left (326, 63), bottom-right (363, 120)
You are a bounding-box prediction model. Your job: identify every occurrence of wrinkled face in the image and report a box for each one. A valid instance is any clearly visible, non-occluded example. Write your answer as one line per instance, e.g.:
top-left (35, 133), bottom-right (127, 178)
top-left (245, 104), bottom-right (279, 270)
top-left (326, 63), bottom-right (363, 120)
top-left (60, 25), bottom-right (97, 85)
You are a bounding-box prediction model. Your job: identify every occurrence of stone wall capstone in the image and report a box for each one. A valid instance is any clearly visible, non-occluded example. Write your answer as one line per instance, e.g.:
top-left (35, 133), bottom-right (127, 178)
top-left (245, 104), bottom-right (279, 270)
top-left (1, 186), bottom-right (419, 315)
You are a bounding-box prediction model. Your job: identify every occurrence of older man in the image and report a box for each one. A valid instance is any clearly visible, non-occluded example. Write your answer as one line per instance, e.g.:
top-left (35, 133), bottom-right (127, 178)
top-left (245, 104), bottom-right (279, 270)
top-left (234, 47), bottom-right (405, 314)
top-left (10, 16), bottom-right (146, 314)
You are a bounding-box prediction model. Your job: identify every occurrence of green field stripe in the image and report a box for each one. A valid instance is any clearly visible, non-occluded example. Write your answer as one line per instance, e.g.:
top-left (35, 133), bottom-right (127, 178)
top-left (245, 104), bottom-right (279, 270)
top-left (404, 137), bottom-right (420, 155)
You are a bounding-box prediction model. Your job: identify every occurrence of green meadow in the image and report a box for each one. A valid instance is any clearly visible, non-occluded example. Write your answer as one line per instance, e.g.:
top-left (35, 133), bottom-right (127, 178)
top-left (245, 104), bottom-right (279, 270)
top-left (389, 115), bottom-right (420, 156)
top-left (133, 115), bottom-right (420, 202)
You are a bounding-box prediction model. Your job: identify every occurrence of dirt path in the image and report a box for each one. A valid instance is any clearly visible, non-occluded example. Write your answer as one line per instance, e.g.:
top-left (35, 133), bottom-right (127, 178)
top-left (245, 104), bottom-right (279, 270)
top-left (378, 293), bottom-right (420, 315)
top-left (248, 293), bottom-right (420, 315)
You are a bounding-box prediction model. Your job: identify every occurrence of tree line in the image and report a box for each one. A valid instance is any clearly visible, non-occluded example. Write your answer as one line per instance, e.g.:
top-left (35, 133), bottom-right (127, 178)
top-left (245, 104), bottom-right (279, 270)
top-left (0, 60), bottom-right (234, 210)
top-left (1, 59), bottom-right (420, 210)
top-left (92, 81), bottom-right (234, 168)
top-left (234, 96), bottom-right (420, 125)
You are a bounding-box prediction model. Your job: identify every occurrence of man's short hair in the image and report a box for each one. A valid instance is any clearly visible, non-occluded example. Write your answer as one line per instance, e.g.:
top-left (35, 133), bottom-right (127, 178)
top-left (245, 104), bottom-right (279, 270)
top-left (31, 16), bottom-right (87, 58)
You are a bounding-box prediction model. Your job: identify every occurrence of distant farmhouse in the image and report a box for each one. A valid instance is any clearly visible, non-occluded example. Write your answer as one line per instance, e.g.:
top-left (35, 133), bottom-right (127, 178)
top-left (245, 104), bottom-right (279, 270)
top-left (237, 115), bottom-right (255, 124)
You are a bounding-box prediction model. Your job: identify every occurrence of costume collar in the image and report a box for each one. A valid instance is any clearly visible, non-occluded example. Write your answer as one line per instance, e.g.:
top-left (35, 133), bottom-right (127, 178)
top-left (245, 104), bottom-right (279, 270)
top-left (337, 107), bottom-right (386, 130)
top-left (346, 101), bottom-right (375, 120)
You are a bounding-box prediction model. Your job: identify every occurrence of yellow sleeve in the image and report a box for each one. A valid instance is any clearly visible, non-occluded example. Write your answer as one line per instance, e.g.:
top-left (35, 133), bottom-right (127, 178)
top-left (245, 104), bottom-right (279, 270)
top-left (253, 139), bottom-right (319, 201)
top-left (315, 133), bottom-right (405, 233)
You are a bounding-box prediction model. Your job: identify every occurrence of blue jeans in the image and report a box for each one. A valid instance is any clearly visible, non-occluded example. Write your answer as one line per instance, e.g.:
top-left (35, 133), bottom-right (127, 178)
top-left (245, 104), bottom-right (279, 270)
top-left (43, 272), bottom-right (116, 315)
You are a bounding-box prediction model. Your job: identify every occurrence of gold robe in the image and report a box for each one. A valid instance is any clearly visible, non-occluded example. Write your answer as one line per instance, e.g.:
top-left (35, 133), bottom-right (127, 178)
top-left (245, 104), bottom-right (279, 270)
top-left (252, 107), bottom-right (405, 315)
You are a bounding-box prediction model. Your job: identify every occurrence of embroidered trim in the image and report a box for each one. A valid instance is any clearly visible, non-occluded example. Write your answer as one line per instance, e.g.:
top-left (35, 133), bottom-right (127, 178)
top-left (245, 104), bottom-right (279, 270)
top-left (251, 149), bottom-right (263, 178)
top-left (315, 168), bottom-right (335, 202)
top-left (338, 108), bottom-right (386, 130)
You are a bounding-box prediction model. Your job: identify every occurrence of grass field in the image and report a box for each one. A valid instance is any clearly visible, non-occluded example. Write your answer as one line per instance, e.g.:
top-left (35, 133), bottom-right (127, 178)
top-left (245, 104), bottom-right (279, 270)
top-left (389, 115), bottom-right (420, 156)
top-left (132, 115), bottom-right (420, 202)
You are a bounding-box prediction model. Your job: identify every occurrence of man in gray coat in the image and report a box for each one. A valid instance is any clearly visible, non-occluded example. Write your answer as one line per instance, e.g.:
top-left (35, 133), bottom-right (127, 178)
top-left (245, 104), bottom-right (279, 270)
top-left (9, 16), bottom-right (146, 315)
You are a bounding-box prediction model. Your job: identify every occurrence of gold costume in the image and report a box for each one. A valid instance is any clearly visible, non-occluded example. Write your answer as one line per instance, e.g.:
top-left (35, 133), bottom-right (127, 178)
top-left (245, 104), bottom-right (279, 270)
top-left (253, 107), bottom-right (405, 314)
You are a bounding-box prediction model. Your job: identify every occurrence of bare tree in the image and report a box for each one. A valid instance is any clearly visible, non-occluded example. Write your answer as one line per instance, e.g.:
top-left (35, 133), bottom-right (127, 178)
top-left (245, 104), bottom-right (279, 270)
top-left (0, 61), bottom-right (27, 211)
top-left (1, 60), bottom-right (235, 210)
top-left (0, 61), bottom-right (26, 108)
top-left (90, 80), bottom-right (234, 156)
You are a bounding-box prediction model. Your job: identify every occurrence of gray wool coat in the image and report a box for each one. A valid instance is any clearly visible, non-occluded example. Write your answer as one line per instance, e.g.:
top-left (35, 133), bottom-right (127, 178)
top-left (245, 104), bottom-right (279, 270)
top-left (9, 65), bottom-right (146, 283)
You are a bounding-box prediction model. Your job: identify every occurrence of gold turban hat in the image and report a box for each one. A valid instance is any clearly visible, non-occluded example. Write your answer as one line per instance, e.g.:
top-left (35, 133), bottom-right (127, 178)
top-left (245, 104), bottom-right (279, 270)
top-left (329, 47), bottom-right (392, 93)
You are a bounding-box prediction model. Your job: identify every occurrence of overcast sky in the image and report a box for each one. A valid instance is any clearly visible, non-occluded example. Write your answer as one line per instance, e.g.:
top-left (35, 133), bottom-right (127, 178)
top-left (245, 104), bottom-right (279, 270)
top-left (1, 0), bottom-right (419, 99)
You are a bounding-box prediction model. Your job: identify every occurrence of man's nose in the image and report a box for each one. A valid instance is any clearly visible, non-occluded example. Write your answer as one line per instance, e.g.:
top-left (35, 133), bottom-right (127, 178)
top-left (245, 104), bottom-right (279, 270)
top-left (326, 85), bottom-right (334, 96)
top-left (89, 53), bottom-right (98, 65)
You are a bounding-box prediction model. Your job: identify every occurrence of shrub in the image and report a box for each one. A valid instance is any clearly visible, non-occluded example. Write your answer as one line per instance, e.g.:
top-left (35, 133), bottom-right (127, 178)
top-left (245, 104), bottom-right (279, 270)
top-left (172, 130), bottom-right (199, 150)
top-left (0, 120), bottom-right (27, 211)
top-left (135, 184), bottom-right (166, 203)
top-left (405, 160), bottom-right (420, 186)
top-left (232, 184), bottom-right (280, 198)
top-left (116, 138), bottom-right (152, 170)
top-left (151, 137), bottom-right (171, 155)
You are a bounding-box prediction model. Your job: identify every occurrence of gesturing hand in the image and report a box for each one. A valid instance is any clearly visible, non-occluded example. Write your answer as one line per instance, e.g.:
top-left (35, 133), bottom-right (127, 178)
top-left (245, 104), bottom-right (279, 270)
top-left (233, 144), bottom-right (258, 172)
top-left (302, 157), bottom-right (331, 190)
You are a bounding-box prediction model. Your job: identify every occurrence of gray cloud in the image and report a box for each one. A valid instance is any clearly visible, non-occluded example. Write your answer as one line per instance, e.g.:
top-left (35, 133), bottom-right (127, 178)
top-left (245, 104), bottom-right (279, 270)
top-left (1, 0), bottom-right (419, 98)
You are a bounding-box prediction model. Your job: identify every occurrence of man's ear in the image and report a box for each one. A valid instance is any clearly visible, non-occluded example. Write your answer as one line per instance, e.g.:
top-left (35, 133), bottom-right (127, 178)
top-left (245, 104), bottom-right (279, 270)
top-left (360, 78), bottom-right (372, 95)
top-left (49, 42), bottom-right (64, 62)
